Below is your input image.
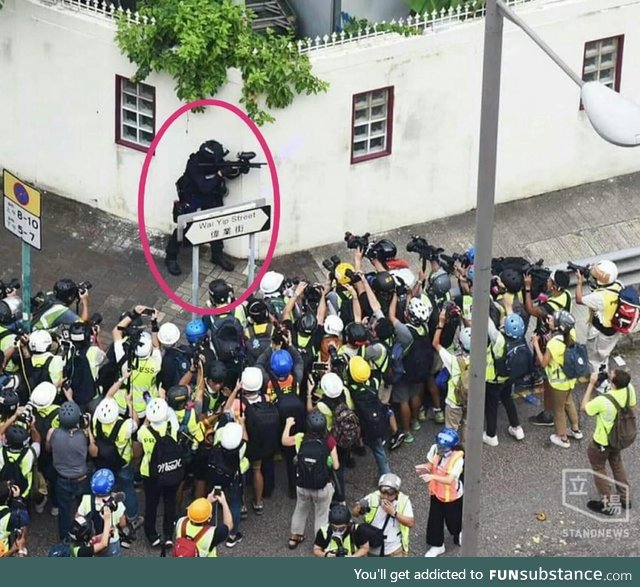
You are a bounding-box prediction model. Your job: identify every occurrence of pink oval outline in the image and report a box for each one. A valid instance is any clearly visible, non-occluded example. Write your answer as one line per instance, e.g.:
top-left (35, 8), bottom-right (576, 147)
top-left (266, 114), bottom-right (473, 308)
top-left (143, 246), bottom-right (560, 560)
top-left (137, 99), bottom-right (280, 316)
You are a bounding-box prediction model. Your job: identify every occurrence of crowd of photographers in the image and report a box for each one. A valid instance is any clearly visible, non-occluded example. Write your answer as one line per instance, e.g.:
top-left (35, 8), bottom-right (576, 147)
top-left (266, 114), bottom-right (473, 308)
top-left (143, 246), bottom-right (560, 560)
top-left (0, 231), bottom-right (637, 557)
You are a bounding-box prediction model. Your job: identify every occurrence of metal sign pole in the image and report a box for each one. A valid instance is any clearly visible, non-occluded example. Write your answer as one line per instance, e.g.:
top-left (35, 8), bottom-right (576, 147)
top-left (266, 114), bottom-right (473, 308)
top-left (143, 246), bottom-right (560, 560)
top-left (192, 245), bottom-right (200, 320)
top-left (248, 234), bottom-right (256, 288)
top-left (21, 242), bottom-right (31, 331)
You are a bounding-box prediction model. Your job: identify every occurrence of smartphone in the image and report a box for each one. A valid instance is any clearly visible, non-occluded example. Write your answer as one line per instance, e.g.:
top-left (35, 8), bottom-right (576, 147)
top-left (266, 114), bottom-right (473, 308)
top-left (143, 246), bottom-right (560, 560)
top-left (214, 486), bottom-right (222, 497)
top-left (312, 362), bottom-right (329, 372)
top-left (141, 308), bottom-right (155, 316)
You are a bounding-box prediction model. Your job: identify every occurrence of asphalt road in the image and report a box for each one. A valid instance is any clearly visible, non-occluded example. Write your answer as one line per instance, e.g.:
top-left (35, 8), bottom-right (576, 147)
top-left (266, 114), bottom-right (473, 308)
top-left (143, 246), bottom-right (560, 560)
top-left (24, 342), bottom-right (640, 558)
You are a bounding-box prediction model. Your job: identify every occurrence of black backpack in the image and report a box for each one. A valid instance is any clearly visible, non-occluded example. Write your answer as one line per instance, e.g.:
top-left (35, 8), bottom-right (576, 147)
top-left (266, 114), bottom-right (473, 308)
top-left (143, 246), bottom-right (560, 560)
top-left (244, 324), bottom-right (274, 366)
top-left (26, 355), bottom-right (54, 391)
top-left (207, 443), bottom-right (241, 488)
top-left (494, 338), bottom-right (534, 381)
top-left (402, 327), bottom-right (433, 383)
top-left (242, 398), bottom-right (280, 460)
top-left (210, 316), bottom-right (244, 363)
top-left (68, 348), bottom-right (97, 406)
top-left (351, 387), bottom-right (388, 442)
top-left (34, 408), bottom-right (59, 458)
top-left (148, 423), bottom-right (185, 487)
top-left (270, 376), bottom-right (305, 433)
top-left (159, 346), bottom-right (192, 390)
top-left (0, 446), bottom-right (31, 494)
top-left (296, 436), bottom-right (330, 490)
top-left (94, 420), bottom-right (127, 473)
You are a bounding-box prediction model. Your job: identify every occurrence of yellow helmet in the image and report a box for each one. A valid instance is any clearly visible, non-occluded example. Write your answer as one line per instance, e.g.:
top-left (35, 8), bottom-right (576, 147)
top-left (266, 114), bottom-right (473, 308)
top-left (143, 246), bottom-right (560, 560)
top-left (0, 540), bottom-right (7, 557)
top-left (187, 498), bottom-right (212, 524)
top-left (335, 262), bottom-right (355, 286)
top-left (349, 356), bottom-right (371, 383)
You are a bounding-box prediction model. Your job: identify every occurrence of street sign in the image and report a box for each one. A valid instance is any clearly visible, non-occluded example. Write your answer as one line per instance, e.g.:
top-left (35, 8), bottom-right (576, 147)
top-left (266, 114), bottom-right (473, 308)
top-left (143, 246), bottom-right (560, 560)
top-left (184, 204), bottom-right (271, 246)
top-left (3, 169), bottom-right (42, 250)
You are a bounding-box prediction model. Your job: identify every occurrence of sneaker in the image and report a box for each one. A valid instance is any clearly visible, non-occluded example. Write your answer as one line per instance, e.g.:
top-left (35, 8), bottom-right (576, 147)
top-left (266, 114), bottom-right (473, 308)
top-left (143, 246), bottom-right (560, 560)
top-left (411, 420), bottom-right (421, 432)
top-left (424, 545), bottom-right (446, 557)
top-left (528, 411), bottom-right (554, 426)
top-left (433, 409), bottom-right (445, 424)
top-left (164, 539), bottom-right (174, 549)
top-left (404, 433), bottom-right (415, 444)
top-left (418, 407), bottom-right (427, 422)
top-left (147, 534), bottom-right (162, 548)
top-left (550, 434), bottom-right (570, 448)
top-left (567, 428), bottom-right (583, 440)
top-left (454, 530), bottom-right (463, 547)
top-left (129, 515), bottom-right (144, 530)
top-left (50, 507), bottom-right (59, 517)
top-left (240, 505), bottom-right (248, 520)
top-left (482, 433), bottom-right (498, 447)
top-left (120, 538), bottom-right (132, 549)
top-left (34, 496), bottom-right (47, 514)
top-left (252, 503), bottom-right (264, 515)
top-left (586, 500), bottom-right (615, 516)
top-left (508, 426), bottom-right (525, 441)
top-left (226, 532), bottom-right (244, 548)
top-left (390, 432), bottom-right (406, 451)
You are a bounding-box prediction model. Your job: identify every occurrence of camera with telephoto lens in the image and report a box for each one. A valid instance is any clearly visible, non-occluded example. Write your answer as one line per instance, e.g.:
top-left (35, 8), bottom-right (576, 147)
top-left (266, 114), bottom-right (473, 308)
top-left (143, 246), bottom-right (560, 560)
top-left (322, 255), bottom-right (342, 274)
top-left (406, 236), bottom-right (443, 261)
top-left (17, 403), bottom-right (35, 427)
top-left (77, 281), bottom-right (92, 295)
top-left (358, 497), bottom-right (370, 514)
top-left (327, 344), bottom-right (347, 374)
top-left (0, 278), bottom-right (21, 298)
top-left (344, 232), bottom-right (371, 252)
top-left (344, 268), bottom-right (361, 284)
top-left (567, 261), bottom-right (591, 279)
top-left (102, 492), bottom-right (126, 512)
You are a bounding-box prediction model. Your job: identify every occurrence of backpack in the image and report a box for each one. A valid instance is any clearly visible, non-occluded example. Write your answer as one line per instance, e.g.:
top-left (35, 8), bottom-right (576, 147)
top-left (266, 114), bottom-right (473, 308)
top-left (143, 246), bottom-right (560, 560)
top-left (244, 323), bottom-right (274, 366)
top-left (173, 519), bottom-right (209, 558)
top-left (270, 376), bottom-right (305, 432)
top-left (207, 443), bottom-right (241, 488)
top-left (0, 446), bottom-right (30, 494)
top-left (148, 423), bottom-right (185, 487)
top-left (210, 315), bottom-right (244, 363)
top-left (561, 342), bottom-right (590, 380)
top-left (453, 356), bottom-right (471, 407)
top-left (382, 340), bottom-right (405, 385)
top-left (34, 408), bottom-right (59, 451)
top-left (265, 297), bottom-right (286, 320)
top-left (494, 338), bottom-right (534, 381)
top-left (332, 403), bottom-right (361, 449)
top-left (160, 346), bottom-right (192, 389)
top-left (26, 355), bottom-right (54, 391)
top-left (242, 398), bottom-right (280, 460)
top-left (48, 541), bottom-right (72, 557)
top-left (351, 387), bottom-right (387, 442)
top-left (68, 348), bottom-right (97, 406)
top-left (402, 327), bottom-right (433, 383)
top-left (603, 388), bottom-right (637, 450)
top-left (611, 286), bottom-right (640, 335)
top-left (94, 420), bottom-right (127, 473)
top-left (296, 437), bottom-right (330, 490)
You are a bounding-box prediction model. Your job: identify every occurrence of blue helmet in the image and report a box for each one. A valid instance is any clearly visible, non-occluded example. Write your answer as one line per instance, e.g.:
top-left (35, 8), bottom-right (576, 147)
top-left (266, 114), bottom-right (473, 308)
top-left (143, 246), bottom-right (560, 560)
top-left (91, 468), bottom-right (115, 496)
top-left (270, 349), bottom-right (293, 378)
top-left (466, 265), bottom-right (475, 283)
top-left (436, 428), bottom-right (459, 450)
top-left (185, 319), bottom-right (207, 344)
top-left (466, 246), bottom-right (476, 265)
top-left (504, 313), bottom-right (525, 339)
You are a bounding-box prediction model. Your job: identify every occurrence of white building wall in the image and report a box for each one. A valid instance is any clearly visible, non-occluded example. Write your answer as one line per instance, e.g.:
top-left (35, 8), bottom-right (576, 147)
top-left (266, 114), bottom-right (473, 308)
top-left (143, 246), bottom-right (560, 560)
top-left (1, 0), bottom-right (640, 258)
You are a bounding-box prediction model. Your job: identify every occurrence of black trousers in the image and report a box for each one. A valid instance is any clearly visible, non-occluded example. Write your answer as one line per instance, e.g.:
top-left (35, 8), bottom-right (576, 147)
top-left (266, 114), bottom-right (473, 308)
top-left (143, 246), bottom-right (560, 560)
top-left (143, 478), bottom-right (179, 540)
top-left (165, 228), bottom-right (223, 261)
top-left (484, 381), bottom-right (520, 437)
top-left (426, 494), bottom-right (463, 547)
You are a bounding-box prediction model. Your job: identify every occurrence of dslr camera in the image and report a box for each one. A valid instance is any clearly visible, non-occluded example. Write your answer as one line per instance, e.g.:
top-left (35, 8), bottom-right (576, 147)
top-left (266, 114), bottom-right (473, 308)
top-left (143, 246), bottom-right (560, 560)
top-left (344, 232), bottom-right (371, 252)
top-left (406, 236), bottom-right (443, 262)
top-left (442, 300), bottom-right (461, 321)
top-left (357, 497), bottom-right (371, 514)
top-left (17, 403), bottom-right (35, 427)
top-left (567, 261), bottom-right (591, 279)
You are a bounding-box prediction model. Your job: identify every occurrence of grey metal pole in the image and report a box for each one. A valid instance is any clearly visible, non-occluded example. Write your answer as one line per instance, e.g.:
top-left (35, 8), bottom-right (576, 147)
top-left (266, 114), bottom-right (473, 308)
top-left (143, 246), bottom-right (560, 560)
top-left (496, 0), bottom-right (583, 88)
top-left (192, 245), bottom-right (200, 319)
top-left (461, 0), bottom-right (503, 557)
top-left (21, 242), bottom-right (31, 331)
top-left (248, 234), bottom-right (256, 288)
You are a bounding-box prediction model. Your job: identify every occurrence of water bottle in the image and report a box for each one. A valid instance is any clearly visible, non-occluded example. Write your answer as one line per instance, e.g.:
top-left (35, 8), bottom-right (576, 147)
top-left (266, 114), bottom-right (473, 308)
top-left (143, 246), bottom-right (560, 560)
top-left (523, 394), bottom-right (540, 406)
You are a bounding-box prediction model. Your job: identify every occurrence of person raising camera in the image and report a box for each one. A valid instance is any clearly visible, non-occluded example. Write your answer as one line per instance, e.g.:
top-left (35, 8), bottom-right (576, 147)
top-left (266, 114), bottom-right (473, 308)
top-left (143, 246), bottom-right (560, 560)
top-left (32, 278), bottom-right (91, 332)
top-left (313, 503), bottom-right (369, 558)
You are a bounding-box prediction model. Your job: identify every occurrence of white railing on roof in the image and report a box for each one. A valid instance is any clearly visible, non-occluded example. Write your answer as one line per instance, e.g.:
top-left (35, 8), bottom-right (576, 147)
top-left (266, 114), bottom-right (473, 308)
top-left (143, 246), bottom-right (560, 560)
top-left (42, 0), bottom-right (145, 24)
top-left (297, 0), bottom-right (536, 53)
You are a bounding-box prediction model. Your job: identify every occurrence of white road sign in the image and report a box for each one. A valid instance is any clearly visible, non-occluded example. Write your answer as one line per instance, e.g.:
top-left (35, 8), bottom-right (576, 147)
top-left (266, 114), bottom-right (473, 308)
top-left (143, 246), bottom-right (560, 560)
top-left (4, 197), bottom-right (42, 250)
top-left (184, 205), bottom-right (271, 246)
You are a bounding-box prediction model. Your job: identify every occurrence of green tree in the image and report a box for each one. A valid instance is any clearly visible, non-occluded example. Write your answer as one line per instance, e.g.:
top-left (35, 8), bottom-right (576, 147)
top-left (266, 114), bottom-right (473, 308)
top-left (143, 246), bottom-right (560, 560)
top-left (404, 0), bottom-right (485, 14)
top-left (116, 0), bottom-right (328, 125)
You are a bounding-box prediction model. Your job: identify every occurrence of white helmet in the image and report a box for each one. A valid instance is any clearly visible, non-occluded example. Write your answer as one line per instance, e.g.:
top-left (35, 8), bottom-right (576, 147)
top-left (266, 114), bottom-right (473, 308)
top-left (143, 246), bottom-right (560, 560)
top-left (135, 331), bottom-right (153, 358)
top-left (260, 271), bottom-right (284, 296)
top-left (30, 381), bottom-right (57, 409)
top-left (595, 260), bottom-right (618, 285)
top-left (241, 367), bottom-right (263, 392)
top-left (95, 398), bottom-right (119, 425)
top-left (390, 268), bottom-right (416, 289)
top-left (29, 330), bottom-right (52, 353)
top-left (378, 473), bottom-right (401, 492)
top-left (220, 422), bottom-right (243, 450)
top-left (158, 323), bottom-right (180, 346)
top-left (324, 315), bottom-right (344, 337)
top-left (407, 298), bottom-right (431, 324)
top-left (320, 372), bottom-right (344, 399)
top-left (459, 327), bottom-right (472, 352)
top-left (145, 398), bottom-right (169, 424)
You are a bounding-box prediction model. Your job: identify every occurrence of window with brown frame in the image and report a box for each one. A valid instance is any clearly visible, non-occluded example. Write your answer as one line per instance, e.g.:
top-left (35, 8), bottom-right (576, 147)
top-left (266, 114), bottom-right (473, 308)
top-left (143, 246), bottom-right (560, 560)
top-left (582, 35), bottom-right (624, 91)
top-left (115, 75), bottom-right (156, 152)
top-left (351, 86), bottom-right (394, 164)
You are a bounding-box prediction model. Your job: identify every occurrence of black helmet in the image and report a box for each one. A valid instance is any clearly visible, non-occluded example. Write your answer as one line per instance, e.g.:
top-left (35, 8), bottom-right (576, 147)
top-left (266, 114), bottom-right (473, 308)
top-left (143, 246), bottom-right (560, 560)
top-left (69, 322), bottom-right (91, 345)
top-left (68, 516), bottom-right (93, 543)
top-left (206, 360), bottom-right (227, 384)
top-left (248, 299), bottom-right (269, 323)
top-left (345, 322), bottom-right (368, 346)
top-left (198, 140), bottom-right (227, 164)
top-left (53, 278), bottom-right (79, 304)
top-left (306, 410), bottom-right (327, 436)
top-left (0, 300), bottom-right (15, 324)
top-left (329, 503), bottom-right (351, 526)
top-left (296, 312), bottom-right (318, 336)
top-left (167, 385), bottom-right (189, 410)
top-left (304, 286), bottom-right (322, 312)
top-left (500, 269), bottom-right (523, 294)
top-left (6, 425), bottom-right (30, 449)
top-left (372, 272), bottom-right (395, 293)
top-left (208, 279), bottom-right (232, 305)
top-left (375, 239), bottom-right (397, 261)
top-left (59, 401), bottom-right (81, 429)
top-left (0, 379), bottom-right (20, 417)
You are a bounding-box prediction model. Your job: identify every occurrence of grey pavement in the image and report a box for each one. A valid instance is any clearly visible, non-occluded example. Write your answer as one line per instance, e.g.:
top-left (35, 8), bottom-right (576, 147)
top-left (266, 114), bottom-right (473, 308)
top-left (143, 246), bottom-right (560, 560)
top-left (2, 170), bottom-right (640, 557)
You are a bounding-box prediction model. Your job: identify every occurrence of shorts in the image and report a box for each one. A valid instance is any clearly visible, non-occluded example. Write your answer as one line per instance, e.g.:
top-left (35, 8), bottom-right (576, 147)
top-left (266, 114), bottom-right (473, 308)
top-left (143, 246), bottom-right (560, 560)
top-left (391, 381), bottom-right (422, 404)
top-left (378, 383), bottom-right (392, 405)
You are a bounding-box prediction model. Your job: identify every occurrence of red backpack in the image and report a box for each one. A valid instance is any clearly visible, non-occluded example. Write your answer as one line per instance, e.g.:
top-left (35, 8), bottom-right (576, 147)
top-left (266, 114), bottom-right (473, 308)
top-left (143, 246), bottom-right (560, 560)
top-left (611, 286), bottom-right (640, 335)
top-left (172, 519), bottom-right (209, 557)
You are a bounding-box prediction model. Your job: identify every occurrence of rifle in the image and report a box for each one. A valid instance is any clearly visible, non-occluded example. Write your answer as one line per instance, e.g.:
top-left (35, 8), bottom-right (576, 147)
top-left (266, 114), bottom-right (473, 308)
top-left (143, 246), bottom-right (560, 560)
top-left (197, 151), bottom-right (267, 179)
